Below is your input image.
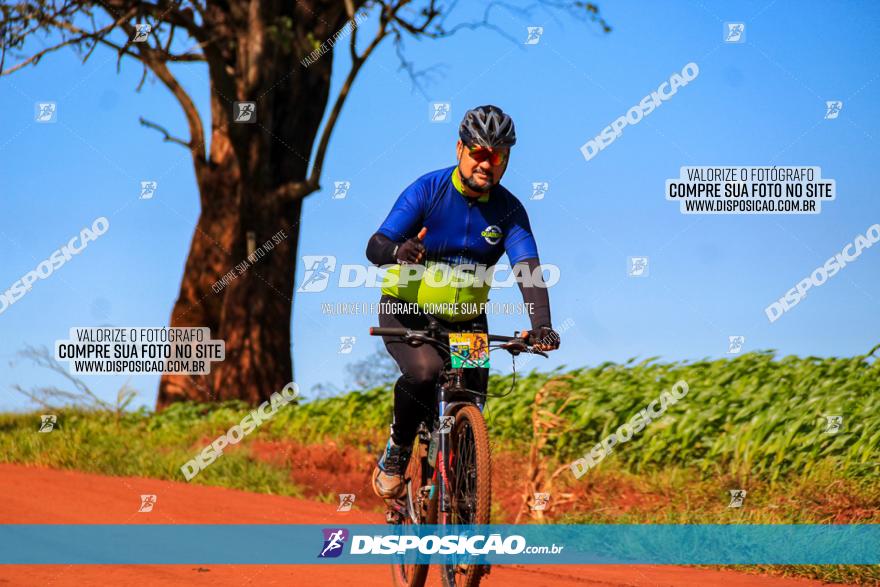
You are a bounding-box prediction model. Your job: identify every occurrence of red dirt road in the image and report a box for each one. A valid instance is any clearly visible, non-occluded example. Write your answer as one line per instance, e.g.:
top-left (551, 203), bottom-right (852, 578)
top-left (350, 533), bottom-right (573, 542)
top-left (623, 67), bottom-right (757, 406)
top-left (0, 464), bottom-right (838, 586)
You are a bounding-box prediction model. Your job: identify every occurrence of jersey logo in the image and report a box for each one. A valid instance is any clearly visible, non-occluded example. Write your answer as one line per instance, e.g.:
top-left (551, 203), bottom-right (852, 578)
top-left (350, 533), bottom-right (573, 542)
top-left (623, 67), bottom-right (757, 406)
top-left (480, 225), bottom-right (503, 245)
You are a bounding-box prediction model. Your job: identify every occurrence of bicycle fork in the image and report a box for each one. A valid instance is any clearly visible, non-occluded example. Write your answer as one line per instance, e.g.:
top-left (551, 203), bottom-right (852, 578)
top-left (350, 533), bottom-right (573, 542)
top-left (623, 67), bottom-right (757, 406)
top-left (435, 395), bottom-right (452, 523)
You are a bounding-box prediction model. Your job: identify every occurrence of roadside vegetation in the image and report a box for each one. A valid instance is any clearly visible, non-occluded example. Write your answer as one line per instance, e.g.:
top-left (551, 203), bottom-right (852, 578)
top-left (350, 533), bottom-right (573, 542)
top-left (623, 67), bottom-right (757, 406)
top-left (2, 345), bottom-right (878, 584)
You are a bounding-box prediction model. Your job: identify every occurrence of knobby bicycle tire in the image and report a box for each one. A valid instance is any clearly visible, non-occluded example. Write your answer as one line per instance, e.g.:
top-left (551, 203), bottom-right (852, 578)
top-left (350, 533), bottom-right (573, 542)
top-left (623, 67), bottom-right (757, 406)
top-left (390, 432), bottom-right (436, 587)
top-left (440, 404), bottom-right (492, 587)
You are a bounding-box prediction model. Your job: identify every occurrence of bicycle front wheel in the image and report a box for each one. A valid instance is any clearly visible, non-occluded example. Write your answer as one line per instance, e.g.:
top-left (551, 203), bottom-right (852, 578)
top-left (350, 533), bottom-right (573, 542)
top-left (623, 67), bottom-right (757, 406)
top-left (440, 404), bottom-right (492, 587)
top-left (390, 430), bottom-right (436, 587)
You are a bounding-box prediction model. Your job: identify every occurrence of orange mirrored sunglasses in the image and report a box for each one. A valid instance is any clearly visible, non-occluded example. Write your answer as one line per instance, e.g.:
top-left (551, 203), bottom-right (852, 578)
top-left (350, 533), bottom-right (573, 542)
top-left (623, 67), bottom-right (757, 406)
top-left (467, 145), bottom-right (509, 166)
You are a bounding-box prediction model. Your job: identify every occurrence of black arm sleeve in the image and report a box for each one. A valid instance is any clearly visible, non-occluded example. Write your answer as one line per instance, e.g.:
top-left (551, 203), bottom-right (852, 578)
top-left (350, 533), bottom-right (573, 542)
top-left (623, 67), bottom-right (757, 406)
top-left (366, 232), bottom-right (399, 266)
top-left (515, 257), bottom-right (552, 330)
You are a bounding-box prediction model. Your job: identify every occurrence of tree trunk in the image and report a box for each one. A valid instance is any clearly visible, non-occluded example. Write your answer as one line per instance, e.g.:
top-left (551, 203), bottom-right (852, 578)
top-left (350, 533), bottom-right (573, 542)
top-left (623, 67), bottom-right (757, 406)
top-left (157, 0), bottom-right (349, 409)
top-left (156, 90), bottom-right (241, 408)
top-left (210, 197), bottom-right (302, 402)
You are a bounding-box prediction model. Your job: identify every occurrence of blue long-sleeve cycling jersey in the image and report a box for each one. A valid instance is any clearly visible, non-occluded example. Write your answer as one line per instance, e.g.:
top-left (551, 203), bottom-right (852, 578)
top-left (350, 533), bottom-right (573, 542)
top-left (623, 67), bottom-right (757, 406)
top-left (375, 166), bottom-right (540, 320)
top-left (378, 165), bottom-right (539, 266)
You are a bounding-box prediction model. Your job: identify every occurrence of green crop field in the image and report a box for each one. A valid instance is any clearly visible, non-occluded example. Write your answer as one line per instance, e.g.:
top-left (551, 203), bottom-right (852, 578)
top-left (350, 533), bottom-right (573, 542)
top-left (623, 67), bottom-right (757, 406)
top-left (3, 347), bottom-right (878, 485)
top-left (276, 346), bottom-right (880, 482)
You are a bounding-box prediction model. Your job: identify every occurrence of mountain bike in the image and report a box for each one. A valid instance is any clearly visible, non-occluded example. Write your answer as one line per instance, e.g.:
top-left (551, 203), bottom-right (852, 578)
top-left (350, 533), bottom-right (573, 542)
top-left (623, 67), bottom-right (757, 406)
top-left (369, 318), bottom-right (548, 587)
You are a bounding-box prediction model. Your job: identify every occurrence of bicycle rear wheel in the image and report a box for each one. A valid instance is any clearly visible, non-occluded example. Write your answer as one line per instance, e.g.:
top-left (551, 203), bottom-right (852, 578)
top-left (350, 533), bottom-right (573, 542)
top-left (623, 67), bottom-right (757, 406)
top-left (440, 404), bottom-right (492, 587)
top-left (390, 428), bottom-right (436, 587)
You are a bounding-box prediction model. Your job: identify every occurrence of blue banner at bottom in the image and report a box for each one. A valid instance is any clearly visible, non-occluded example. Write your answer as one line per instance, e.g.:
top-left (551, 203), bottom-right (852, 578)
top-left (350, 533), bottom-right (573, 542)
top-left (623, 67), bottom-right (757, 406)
top-left (1, 524), bottom-right (877, 564)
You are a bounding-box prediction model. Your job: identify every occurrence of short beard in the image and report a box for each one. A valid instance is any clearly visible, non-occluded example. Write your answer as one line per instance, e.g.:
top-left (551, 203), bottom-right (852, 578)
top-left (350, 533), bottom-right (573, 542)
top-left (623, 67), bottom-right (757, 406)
top-left (461, 169), bottom-right (493, 193)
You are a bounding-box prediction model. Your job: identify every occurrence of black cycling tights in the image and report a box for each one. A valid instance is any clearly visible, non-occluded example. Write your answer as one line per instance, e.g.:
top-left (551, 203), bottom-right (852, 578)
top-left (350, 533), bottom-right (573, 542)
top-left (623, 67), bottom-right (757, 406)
top-left (378, 295), bottom-right (489, 446)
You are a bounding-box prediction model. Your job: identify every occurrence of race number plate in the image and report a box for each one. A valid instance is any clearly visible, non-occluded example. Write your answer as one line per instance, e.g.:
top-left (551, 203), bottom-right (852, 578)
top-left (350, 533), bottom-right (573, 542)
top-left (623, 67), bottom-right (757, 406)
top-left (449, 332), bottom-right (489, 368)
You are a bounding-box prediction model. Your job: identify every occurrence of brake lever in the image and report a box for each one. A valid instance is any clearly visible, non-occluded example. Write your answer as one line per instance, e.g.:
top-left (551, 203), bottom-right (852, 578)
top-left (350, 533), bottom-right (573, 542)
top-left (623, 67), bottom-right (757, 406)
top-left (501, 340), bottom-right (550, 358)
top-left (500, 341), bottom-right (526, 356)
top-left (521, 332), bottom-right (551, 358)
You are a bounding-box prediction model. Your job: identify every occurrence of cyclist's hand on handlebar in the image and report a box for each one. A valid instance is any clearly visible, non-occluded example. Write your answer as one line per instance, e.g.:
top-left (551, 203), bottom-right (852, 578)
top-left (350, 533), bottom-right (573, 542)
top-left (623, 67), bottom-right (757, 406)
top-left (395, 227), bottom-right (428, 264)
top-left (520, 325), bottom-right (560, 351)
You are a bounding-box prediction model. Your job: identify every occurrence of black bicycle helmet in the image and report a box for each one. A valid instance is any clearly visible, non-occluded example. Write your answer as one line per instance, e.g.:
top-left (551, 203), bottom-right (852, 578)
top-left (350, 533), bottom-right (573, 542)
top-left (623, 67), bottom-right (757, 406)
top-left (459, 105), bottom-right (517, 148)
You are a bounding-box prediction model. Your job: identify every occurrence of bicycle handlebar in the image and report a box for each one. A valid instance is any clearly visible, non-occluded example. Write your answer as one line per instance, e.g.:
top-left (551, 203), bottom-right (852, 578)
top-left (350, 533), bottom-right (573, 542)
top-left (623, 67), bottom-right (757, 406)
top-left (369, 326), bottom-right (516, 343)
top-left (368, 326), bottom-right (547, 357)
top-left (369, 327), bottom-right (409, 337)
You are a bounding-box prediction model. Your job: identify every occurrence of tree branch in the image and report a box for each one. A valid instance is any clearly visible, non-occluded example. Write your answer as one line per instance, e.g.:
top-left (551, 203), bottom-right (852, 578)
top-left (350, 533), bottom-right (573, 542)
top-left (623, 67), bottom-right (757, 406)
top-left (303, 3), bottom-right (403, 197)
top-left (390, 31), bottom-right (442, 99)
top-left (108, 17), bottom-right (207, 169)
top-left (139, 116), bottom-right (192, 148)
top-left (1, 5), bottom-right (137, 75)
top-left (1, 33), bottom-right (84, 75)
top-left (384, 0), bottom-right (610, 93)
top-left (1, 4), bottom-right (203, 77)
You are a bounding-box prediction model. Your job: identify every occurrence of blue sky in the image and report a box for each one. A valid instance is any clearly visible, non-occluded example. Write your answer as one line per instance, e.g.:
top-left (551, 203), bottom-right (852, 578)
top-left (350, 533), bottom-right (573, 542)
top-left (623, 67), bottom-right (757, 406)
top-left (1, 0), bottom-right (879, 411)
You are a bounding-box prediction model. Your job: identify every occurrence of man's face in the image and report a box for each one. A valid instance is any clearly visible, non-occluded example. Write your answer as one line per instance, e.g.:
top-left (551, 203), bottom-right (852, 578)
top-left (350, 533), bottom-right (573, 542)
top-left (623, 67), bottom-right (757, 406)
top-left (456, 140), bottom-right (510, 194)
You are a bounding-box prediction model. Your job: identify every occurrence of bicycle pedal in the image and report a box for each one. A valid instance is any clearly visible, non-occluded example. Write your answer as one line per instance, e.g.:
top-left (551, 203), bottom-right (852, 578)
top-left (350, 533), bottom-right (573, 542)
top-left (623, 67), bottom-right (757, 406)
top-left (384, 498), bottom-right (407, 524)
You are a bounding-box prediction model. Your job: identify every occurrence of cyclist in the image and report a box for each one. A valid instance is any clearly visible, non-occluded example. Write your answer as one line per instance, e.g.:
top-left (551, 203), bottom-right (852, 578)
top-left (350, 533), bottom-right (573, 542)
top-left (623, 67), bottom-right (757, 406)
top-left (365, 104), bottom-right (560, 499)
